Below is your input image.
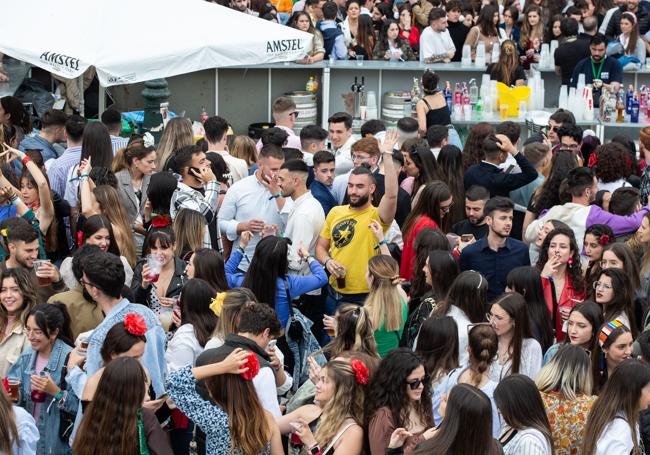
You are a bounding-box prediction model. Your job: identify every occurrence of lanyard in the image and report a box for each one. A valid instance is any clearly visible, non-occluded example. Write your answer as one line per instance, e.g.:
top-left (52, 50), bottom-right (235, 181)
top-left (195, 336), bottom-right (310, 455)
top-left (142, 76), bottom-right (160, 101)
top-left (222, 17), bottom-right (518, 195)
top-left (591, 58), bottom-right (605, 81)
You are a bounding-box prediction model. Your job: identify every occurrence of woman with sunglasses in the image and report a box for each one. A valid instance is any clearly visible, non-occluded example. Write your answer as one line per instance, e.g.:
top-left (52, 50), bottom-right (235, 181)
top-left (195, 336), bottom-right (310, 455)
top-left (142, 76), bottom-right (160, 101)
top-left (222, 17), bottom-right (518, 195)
top-left (488, 293), bottom-right (543, 383)
top-left (593, 268), bottom-right (638, 336)
top-left (543, 301), bottom-right (604, 364)
top-left (536, 227), bottom-right (586, 342)
top-left (536, 344), bottom-right (595, 454)
top-left (366, 349), bottom-right (434, 454)
top-left (591, 320), bottom-right (633, 394)
top-left (434, 323), bottom-right (501, 438)
top-left (399, 181), bottom-right (451, 281)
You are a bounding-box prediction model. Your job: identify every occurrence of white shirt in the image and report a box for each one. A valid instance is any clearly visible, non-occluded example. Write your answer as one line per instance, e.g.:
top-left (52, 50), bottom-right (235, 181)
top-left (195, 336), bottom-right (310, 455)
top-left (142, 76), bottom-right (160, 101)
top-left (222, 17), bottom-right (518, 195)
top-left (218, 174), bottom-right (292, 271)
top-left (448, 305), bottom-right (471, 366)
top-left (502, 428), bottom-right (553, 455)
top-left (63, 164), bottom-right (81, 208)
top-left (285, 192), bottom-right (325, 273)
top-left (333, 135), bottom-right (356, 176)
top-left (419, 26), bottom-right (456, 63)
top-left (209, 150), bottom-right (249, 183)
top-left (253, 367), bottom-right (283, 417)
top-left (332, 170), bottom-right (352, 204)
top-left (489, 338), bottom-right (543, 383)
top-left (166, 324), bottom-right (203, 372)
top-left (596, 416), bottom-right (638, 455)
top-left (60, 256), bottom-right (133, 289)
top-left (597, 178), bottom-right (631, 193)
top-left (303, 151), bottom-right (314, 166)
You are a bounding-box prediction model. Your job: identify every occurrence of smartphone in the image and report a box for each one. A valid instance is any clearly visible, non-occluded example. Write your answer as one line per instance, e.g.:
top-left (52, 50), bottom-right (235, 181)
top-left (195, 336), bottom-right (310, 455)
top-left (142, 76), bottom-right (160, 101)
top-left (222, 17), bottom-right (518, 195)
top-left (504, 164), bottom-right (515, 174)
top-left (268, 340), bottom-right (277, 350)
top-left (189, 166), bottom-right (202, 176)
top-left (461, 234), bottom-right (474, 242)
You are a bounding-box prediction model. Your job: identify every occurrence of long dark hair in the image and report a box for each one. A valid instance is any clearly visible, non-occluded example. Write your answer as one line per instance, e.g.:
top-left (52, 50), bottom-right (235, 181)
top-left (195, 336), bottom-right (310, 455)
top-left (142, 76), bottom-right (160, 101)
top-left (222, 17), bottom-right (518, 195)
top-left (601, 242), bottom-right (641, 291)
top-left (146, 171), bottom-right (178, 216)
top-left (0, 96), bottom-right (32, 134)
top-left (584, 224), bottom-right (615, 291)
top-left (477, 4), bottom-right (499, 36)
top-left (27, 303), bottom-right (73, 347)
top-left (180, 278), bottom-right (219, 347)
top-left (437, 145), bottom-right (465, 226)
top-left (409, 228), bottom-right (451, 300)
top-left (80, 122), bottom-right (113, 169)
top-left (506, 266), bottom-right (553, 352)
top-left (583, 359), bottom-right (650, 454)
top-left (462, 123), bottom-right (493, 169)
top-left (100, 320), bottom-right (147, 364)
top-left (413, 384), bottom-right (501, 455)
top-left (402, 181), bottom-right (452, 239)
top-left (566, 301), bottom-right (604, 349)
top-left (536, 227), bottom-right (585, 295)
top-left (242, 236), bottom-right (289, 310)
top-left (378, 19), bottom-right (408, 50)
top-left (204, 349), bottom-right (272, 454)
top-left (591, 322), bottom-right (631, 393)
top-left (415, 316), bottom-right (459, 383)
top-left (81, 214), bottom-right (121, 256)
top-left (73, 357), bottom-right (147, 455)
top-left (366, 349), bottom-right (434, 438)
top-left (425, 250), bottom-right (460, 303)
top-left (192, 248), bottom-right (228, 292)
top-left (401, 138), bottom-right (440, 199)
top-left (596, 268), bottom-right (637, 336)
top-left (356, 14), bottom-right (376, 57)
top-left (492, 292), bottom-right (533, 376)
top-left (445, 271), bottom-right (488, 324)
top-left (530, 150), bottom-right (579, 215)
top-left (494, 375), bottom-right (553, 448)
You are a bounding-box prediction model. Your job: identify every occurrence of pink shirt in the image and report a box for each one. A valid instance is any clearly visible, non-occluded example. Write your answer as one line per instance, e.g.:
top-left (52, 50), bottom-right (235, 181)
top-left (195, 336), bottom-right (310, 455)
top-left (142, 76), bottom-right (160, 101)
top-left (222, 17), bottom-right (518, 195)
top-left (256, 125), bottom-right (302, 152)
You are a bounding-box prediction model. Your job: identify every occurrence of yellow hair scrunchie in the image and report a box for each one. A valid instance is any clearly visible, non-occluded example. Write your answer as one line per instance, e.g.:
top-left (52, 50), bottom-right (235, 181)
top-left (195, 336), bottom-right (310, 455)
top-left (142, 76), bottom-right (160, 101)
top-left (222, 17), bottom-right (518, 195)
top-left (210, 292), bottom-right (227, 317)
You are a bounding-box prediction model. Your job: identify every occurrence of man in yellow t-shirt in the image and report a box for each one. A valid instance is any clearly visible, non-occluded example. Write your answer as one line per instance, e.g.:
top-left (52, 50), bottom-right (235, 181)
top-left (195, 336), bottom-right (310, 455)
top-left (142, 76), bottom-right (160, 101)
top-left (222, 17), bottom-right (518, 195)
top-left (316, 129), bottom-right (399, 315)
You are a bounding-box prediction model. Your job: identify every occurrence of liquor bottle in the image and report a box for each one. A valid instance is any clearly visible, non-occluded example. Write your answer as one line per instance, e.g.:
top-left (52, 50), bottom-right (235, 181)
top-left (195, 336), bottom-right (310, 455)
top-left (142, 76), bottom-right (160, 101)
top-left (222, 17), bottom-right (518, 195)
top-left (445, 81), bottom-right (453, 112)
top-left (631, 94), bottom-right (640, 123)
top-left (469, 79), bottom-right (479, 106)
top-left (626, 84), bottom-right (634, 115)
top-left (616, 88), bottom-right (626, 123)
top-left (453, 83), bottom-right (462, 107)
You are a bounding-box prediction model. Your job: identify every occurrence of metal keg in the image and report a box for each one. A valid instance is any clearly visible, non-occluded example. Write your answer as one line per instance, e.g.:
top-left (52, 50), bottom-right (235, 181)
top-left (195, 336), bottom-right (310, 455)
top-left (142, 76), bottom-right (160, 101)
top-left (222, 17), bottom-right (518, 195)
top-left (285, 91), bottom-right (318, 132)
top-left (382, 91), bottom-right (412, 121)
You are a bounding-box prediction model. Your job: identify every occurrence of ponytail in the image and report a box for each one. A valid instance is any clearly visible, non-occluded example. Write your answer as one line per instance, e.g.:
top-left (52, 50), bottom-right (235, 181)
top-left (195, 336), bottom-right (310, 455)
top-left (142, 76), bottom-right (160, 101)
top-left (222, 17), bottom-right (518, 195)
top-left (111, 138), bottom-right (155, 173)
top-left (468, 324), bottom-right (498, 386)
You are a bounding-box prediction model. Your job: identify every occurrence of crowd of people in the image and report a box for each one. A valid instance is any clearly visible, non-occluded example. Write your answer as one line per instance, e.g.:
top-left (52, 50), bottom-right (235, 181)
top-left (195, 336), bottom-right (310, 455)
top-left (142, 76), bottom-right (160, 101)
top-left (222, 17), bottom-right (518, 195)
top-left (1, 72), bottom-right (650, 455)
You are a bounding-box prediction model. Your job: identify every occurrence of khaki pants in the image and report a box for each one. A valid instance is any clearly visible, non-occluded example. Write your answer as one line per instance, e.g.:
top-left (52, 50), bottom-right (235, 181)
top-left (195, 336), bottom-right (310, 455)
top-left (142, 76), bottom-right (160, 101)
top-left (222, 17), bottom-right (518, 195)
top-left (53, 66), bottom-right (96, 114)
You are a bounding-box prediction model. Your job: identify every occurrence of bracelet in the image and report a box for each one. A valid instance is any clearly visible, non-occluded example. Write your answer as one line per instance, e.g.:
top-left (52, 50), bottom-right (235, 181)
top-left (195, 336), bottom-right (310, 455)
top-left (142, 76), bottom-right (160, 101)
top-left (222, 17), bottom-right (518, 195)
top-left (54, 390), bottom-right (63, 401)
top-left (324, 257), bottom-right (333, 268)
top-left (237, 246), bottom-right (245, 254)
top-left (21, 156), bottom-right (32, 167)
top-left (373, 239), bottom-right (388, 250)
top-left (267, 192), bottom-right (282, 200)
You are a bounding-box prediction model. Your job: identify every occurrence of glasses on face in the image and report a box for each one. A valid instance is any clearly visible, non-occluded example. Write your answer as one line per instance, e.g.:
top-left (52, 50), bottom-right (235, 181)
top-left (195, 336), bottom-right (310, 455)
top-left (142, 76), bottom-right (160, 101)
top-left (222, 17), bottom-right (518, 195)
top-left (486, 312), bottom-right (510, 323)
top-left (561, 142), bottom-right (579, 149)
top-left (406, 376), bottom-right (428, 390)
top-left (352, 154), bottom-right (372, 162)
top-left (593, 281), bottom-right (613, 290)
top-left (79, 278), bottom-right (97, 289)
top-left (440, 201), bottom-right (454, 213)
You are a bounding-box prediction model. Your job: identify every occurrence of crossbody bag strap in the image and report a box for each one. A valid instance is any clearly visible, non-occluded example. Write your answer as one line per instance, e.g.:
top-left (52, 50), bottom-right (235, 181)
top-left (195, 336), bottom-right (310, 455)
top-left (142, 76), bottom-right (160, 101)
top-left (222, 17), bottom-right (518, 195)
top-left (323, 422), bottom-right (357, 454)
top-left (282, 278), bottom-right (296, 319)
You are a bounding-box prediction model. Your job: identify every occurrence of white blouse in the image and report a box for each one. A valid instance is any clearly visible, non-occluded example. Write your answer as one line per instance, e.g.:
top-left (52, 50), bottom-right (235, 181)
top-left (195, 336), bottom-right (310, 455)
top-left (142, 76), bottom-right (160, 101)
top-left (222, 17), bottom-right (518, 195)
top-left (596, 415), bottom-right (638, 454)
top-left (165, 324), bottom-right (203, 372)
top-left (489, 338), bottom-right (543, 383)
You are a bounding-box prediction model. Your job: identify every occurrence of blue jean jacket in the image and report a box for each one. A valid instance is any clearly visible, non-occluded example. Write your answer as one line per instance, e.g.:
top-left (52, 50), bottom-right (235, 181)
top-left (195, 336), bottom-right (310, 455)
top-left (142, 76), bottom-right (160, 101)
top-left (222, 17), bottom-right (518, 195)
top-left (285, 308), bottom-right (326, 390)
top-left (8, 338), bottom-right (79, 455)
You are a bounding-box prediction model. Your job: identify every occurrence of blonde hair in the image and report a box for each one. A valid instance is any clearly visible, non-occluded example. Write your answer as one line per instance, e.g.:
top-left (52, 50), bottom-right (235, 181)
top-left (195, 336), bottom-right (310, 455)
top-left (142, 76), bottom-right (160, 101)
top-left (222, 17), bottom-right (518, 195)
top-left (156, 118), bottom-right (195, 171)
top-left (173, 209), bottom-right (206, 257)
top-left (364, 255), bottom-right (404, 332)
top-left (536, 344), bottom-right (593, 400)
top-left (313, 360), bottom-right (366, 448)
top-left (94, 185), bottom-right (137, 266)
top-left (230, 135), bottom-right (258, 167)
top-left (215, 288), bottom-right (257, 339)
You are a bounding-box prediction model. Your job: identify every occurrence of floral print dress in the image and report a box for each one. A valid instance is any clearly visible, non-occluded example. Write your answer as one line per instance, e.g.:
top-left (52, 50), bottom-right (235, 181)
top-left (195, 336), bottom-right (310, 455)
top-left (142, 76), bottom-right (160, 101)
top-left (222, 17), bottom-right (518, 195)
top-left (541, 391), bottom-right (595, 455)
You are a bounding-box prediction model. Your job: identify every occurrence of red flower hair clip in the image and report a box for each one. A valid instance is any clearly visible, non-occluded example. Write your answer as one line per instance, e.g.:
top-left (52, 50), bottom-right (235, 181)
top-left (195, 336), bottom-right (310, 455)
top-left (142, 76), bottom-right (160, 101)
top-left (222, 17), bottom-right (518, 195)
top-left (124, 313), bottom-right (147, 337)
top-left (599, 234), bottom-right (610, 246)
top-left (587, 153), bottom-right (597, 168)
top-left (151, 214), bottom-right (171, 228)
top-left (350, 359), bottom-right (369, 385)
top-left (241, 352), bottom-right (260, 380)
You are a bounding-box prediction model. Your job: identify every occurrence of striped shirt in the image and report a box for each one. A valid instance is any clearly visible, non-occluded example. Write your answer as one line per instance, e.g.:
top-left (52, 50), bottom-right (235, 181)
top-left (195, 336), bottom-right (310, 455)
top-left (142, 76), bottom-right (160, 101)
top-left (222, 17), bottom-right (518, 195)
top-left (46, 146), bottom-right (82, 197)
top-left (111, 135), bottom-right (129, 155)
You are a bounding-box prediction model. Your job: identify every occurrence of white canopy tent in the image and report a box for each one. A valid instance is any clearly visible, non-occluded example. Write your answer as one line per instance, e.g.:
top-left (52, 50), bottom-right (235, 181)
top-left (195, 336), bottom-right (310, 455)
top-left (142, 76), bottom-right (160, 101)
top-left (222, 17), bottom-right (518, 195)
top-left (0, 0), bottom-right (312, 111)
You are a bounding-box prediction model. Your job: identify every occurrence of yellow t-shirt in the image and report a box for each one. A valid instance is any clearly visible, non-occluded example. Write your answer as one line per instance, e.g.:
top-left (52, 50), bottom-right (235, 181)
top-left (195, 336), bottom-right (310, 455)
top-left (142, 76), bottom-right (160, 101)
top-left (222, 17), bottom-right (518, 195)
top-left (320, 204), bottom-right (390, 294)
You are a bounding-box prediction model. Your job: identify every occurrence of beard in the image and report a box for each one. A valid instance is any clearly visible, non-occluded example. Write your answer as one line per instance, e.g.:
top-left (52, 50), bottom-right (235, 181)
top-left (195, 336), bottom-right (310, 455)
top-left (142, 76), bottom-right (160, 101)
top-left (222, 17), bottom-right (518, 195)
top-left (469, 215), bottom-right (485, 225)
top-left (349, 193), bottom-right (370, 208)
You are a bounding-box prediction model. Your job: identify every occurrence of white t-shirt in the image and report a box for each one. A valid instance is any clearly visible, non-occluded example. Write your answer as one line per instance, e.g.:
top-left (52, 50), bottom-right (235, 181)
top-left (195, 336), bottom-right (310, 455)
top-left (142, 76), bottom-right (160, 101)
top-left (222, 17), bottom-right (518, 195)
top-left (419, 27), bottom-right (456, 63)
top-left (596, 416), bottom-right (638, 455)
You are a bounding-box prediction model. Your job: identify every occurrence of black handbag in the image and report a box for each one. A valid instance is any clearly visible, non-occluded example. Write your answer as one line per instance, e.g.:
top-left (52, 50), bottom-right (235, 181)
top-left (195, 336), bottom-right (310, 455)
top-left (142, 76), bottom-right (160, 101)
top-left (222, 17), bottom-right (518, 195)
top-left (58, 353), bottom-right (76, 442)
top-left (283, 278), bottom-right (303, 339)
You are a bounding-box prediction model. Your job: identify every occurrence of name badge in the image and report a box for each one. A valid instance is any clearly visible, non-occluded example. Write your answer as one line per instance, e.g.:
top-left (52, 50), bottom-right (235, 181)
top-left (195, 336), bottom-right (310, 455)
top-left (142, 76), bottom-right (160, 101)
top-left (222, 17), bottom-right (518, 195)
top-left (601, 72), bottom-right (610, 79)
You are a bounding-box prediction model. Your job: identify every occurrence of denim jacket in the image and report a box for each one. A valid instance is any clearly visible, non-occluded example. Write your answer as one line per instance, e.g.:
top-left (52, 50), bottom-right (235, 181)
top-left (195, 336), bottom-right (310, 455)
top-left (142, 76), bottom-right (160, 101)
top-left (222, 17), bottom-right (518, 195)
top-left (8, 338), bottom-right (78, 455)
top-left (285, 308), bottom-right (326, 390)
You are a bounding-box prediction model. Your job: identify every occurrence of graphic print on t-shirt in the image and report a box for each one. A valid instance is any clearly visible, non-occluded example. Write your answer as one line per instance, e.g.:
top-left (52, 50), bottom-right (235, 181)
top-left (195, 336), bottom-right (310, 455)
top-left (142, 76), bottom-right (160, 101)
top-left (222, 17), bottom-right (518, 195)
top-left (332, 219), bottom-right (357, 248)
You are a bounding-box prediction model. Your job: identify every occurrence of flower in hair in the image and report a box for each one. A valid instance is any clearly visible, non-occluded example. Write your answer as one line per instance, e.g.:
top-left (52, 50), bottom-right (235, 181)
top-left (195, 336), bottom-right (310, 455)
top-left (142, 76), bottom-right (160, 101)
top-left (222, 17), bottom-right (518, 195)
top-left (143, 132), bottom-right (155, 148)
top-left (124, 313), bottom-right (147, 336)
top-left (77, 230), bottom-right (84, 247)
top-left (587, 153), bottom-right (597, 168)
top-left (350, 359), bottom-right (369, 385)
top-left (210, 292), bottom-right (226, 317)
top-left (599, 234), bottom-right (610, 246)
top-left (151, 214), bottom-right (171, 228)
top-left (241, 352), bottom-right (260, 380)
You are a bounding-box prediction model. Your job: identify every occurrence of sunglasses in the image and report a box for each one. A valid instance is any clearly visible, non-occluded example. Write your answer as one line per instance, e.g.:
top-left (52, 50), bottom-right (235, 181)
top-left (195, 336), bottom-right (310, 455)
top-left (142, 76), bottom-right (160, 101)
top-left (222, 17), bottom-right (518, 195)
top-left (290, 111), bottom-right (300, 118)
top-left (406, 376), bottom-right (428, 390)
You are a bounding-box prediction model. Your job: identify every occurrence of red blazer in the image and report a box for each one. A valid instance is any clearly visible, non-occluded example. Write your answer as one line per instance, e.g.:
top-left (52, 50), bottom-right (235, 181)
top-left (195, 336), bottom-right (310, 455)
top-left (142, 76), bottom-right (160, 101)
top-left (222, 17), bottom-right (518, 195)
top-left (400, 216), bottom-right (439, 281)
top-left (541, 273), bottom-right (586, 342)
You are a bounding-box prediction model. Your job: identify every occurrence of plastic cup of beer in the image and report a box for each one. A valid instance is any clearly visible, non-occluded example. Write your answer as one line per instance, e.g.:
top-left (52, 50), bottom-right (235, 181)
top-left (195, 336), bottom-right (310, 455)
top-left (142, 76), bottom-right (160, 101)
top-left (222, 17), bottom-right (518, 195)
top-left (500, 104), bottom-right (508, 120)
top-left (34, 259), bottom-right (52, 286)
top-left (335, 265), bottom-right (346, 289)
top-left (7, 378), bottom-right (20, 402)
top-left (146, 254), bottom-right (164, 283)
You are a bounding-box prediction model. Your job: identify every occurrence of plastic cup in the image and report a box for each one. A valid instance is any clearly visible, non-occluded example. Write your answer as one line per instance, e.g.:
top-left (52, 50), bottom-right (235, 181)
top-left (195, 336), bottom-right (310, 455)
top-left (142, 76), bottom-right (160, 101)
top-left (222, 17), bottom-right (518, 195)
top-left (8, 378), bottom-right (20, 402)
top-left (34, 259), bottom-right (52, 286)
top-left (146, 254), bottom-right (164, 283)
top-left (500, 104), bottom-right (508, 120)
top-left (356, 55), bottom-right (364, 66)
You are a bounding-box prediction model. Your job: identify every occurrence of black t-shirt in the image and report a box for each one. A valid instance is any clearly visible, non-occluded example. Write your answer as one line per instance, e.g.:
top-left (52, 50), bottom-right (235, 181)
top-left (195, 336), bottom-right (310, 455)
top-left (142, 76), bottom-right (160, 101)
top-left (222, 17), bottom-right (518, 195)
top-left (451, 219), bottom-right (489, 239)
top-left (554, 35), bottom-right (591, 85)
top-left (570, 56), bottom-right (624, 107)
top-left (485, 64), bottom-right (527, 86)
top-left (448, 21), bottom-right (470, 62)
